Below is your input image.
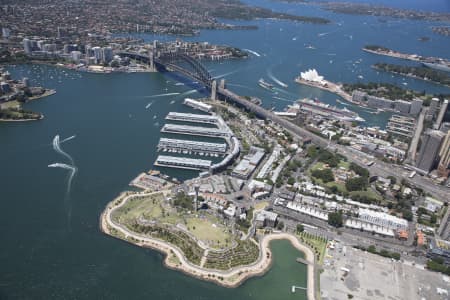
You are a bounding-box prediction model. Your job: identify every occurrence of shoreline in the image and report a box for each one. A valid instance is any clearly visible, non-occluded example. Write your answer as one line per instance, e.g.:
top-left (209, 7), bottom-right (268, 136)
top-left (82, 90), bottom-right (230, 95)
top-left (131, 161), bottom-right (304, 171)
top-left (100, 191), bottom-right (316, 299)
top-left (28, 89), bottom-right (56, 101)
top-left (294, 77), bottom-right (362, 107)
top-left (372, 65), bottom-right (450, 88)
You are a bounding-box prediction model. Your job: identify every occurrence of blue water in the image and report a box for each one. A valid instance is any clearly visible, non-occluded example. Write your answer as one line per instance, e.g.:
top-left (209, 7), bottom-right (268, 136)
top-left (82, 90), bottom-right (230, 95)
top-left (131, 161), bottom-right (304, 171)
top-left (1, 0), bottom-right (450, 299)
top-left (122, 0), bottom-right (450, 127)
top-left (313, 0), bottom-right (450, 13)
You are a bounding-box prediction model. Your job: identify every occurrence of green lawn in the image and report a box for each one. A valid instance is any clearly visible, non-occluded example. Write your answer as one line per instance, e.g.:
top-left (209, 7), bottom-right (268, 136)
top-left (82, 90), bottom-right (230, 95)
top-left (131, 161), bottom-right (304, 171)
top-left (297, 232), bottom-right (327, 265)
top-left (186, 217), bottom-right (232, 249)
top-left (112, 192), bottom-right (234, 249)
top-left (338, 161), bottom-right (350, 170)
top-left (111, 193), bottom-right (166, 225)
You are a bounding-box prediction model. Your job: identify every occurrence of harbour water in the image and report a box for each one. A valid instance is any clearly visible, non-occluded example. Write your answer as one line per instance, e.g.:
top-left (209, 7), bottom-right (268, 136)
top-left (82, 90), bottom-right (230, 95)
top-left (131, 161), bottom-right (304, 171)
top-left (1, 0), bottom-right (450, 298)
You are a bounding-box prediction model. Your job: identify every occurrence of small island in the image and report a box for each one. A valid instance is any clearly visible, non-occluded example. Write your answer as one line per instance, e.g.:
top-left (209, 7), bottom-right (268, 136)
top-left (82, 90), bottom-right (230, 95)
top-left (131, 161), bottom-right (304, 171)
top-left (373, 63), bottom-right (450, 87)
top-left (0, 68), bottom-right (55, 121)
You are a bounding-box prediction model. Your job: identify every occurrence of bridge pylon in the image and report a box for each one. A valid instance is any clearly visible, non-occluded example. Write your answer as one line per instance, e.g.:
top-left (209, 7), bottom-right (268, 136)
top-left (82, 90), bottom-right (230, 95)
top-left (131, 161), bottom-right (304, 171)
top-left (211, 80), bottom-right (217, 101)
top-left (219, 79), bottom-right (226, 89)
top-left (148, 50), bottom-right (157, 72)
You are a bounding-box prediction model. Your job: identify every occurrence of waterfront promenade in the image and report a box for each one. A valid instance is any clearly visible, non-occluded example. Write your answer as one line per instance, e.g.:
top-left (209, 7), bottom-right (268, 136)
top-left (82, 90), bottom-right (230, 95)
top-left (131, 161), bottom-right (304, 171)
top-left (101, 191), bottom-right (316, 299)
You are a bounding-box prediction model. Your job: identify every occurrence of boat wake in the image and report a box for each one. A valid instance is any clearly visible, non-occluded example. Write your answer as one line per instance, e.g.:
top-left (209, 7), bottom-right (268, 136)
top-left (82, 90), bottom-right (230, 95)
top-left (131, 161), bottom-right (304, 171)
top-left (267, 69), bottom-right (288, 88)
top-left (48, 163), bottom-right (77, 193)
top-left (50, 135), bottom-right (78, 228)
top-left (53, 135), bottom-right (75, 165)
top-left (60, 135), bottom-right (76, 144)
top-left (273, 96), bottom-right (294, 103)
top-left (212, 69), bottom-right (240, 79)
top-left (146, 92), bottom-right (180, 98)
top-left (243, 49), bottom-right (261, 57)
top-left (180, 89), bottom-right (197, 96)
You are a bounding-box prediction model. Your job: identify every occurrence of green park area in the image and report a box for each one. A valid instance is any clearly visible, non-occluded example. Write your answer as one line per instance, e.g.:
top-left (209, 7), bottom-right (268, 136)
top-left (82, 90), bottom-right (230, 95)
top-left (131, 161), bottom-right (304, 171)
top-left (297, 231), bottom-right (327, 265)
top-left (111, 192), bottom-right (234, 251)
top-left (307, 148), bottom-right (383, 204)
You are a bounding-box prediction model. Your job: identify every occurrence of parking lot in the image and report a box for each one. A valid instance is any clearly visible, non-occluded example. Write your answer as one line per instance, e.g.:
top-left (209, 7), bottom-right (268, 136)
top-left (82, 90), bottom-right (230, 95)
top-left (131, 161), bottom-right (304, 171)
top-left (321, 241), bottom-right (450, 300)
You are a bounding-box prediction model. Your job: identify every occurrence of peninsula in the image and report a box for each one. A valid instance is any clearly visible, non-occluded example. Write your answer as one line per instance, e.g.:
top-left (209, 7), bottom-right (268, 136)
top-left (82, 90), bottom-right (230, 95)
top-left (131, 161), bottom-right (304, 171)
top-left (0, 68), bottom-right (55, 121)
top-left (373, 63), bottom-right (450, 87)
top-left (363, 45), bottom-right (450, 73)
top-left (100, 190), bottom-right (315, 295)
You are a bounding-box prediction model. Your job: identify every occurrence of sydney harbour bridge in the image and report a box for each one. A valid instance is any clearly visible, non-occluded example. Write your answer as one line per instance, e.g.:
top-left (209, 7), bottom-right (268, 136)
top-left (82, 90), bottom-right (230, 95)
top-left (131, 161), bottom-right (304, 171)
top-left (116, 49), bottom-right (450, 202)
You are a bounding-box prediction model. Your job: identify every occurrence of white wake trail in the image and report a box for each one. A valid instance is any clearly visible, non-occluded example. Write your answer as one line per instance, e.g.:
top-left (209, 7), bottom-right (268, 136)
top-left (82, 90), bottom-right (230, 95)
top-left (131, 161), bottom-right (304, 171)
top-left (267, 69), bottom-right (288, 88)
top-left (53, 135), bottom-right (75, 166)
top-left (60, 135), bottom-right (76, 143)
top-left (48, 163), bottom-right (77, 190)
top-left (212, 69), bottom-right (241, 79)
top-left (146, 92), bottom-right (180, 98)
top-left (243, 49), bottom-right (261, 57)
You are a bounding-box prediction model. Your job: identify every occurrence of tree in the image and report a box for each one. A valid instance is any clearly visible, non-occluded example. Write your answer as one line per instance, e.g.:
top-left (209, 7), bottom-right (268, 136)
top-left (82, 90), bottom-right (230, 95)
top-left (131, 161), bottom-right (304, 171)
top-left (277, 221), bottom-right (284, 230)
top-left (296, 224), bottom-right (305, 233)
top-left (328, 211), bottom-right (343, 227)
top-left (311, 168), bottom-right (334, 183)
top-left (402, 209), bottom-right (413, 221)
top-left (345, 176), bottom-right (368, 191)
top-left (287, 177), bottom-right (295, 185)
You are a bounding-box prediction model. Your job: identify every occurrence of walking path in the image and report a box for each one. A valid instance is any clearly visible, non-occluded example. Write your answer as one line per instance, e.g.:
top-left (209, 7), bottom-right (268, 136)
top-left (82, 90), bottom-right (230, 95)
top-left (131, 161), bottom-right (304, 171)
top-left (101, 191), bottom-right (316, 299)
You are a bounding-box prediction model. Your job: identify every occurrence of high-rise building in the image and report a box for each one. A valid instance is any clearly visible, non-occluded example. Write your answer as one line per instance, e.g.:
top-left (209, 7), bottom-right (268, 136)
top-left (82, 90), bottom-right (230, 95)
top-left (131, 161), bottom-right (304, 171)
top-left (71, 51), bottom-right (82, 63)
top-left (23, 38), bottom-right (32, 55)
top-left (438, 130), bottom-right (450, 177)
top-left (435, 99), bottom-right (449, 130)
top-left (102, 47), bottom-right (113, 63)
top-left (92, 47), bottom-right (102, 64)
top-left (426, 97), bottom-right (440, 121)
top-left (416, 129), bottom-right (446, 173)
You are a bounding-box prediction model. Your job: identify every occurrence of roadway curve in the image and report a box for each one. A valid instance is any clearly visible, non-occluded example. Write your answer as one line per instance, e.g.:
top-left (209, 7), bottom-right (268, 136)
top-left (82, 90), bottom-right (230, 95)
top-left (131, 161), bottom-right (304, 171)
top-left (101, 191), bottom-right (316, 299)
top-left (218, 87), bottom-right (450, 202)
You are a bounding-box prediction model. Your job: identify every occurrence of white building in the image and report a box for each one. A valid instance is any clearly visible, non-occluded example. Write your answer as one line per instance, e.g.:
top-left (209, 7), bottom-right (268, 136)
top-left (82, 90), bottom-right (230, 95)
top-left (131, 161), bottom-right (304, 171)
top-left (358, 208), bottom-right (408, 230)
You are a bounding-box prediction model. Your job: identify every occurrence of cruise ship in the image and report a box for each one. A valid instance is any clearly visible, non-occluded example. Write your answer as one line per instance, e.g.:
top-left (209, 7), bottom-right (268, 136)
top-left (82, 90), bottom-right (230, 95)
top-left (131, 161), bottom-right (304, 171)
top-left (258, 78), bottom-right (274, 90)
top-left (422, 61), bottom-right (450, 73)
top-left (297, 98), bottom-right (365, 122)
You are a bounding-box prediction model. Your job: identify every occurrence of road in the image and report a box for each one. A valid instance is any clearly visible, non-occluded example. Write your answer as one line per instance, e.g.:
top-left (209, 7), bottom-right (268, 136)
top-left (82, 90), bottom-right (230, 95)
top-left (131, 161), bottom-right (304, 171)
top-left (219, 87), bottom-right (449, 201)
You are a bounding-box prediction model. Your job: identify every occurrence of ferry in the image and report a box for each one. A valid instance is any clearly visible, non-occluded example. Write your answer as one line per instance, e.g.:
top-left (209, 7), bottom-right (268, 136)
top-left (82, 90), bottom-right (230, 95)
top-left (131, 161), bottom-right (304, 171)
top-left (258, 78), bottom-right (274, 90)
top-left (297, 98), bottom-right (365, 122)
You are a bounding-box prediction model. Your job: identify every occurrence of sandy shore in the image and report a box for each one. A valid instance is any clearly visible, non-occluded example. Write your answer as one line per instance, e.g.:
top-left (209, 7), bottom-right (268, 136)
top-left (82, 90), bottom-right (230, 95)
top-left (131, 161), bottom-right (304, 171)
top-left (100, 191), bottom-right (316, 299)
